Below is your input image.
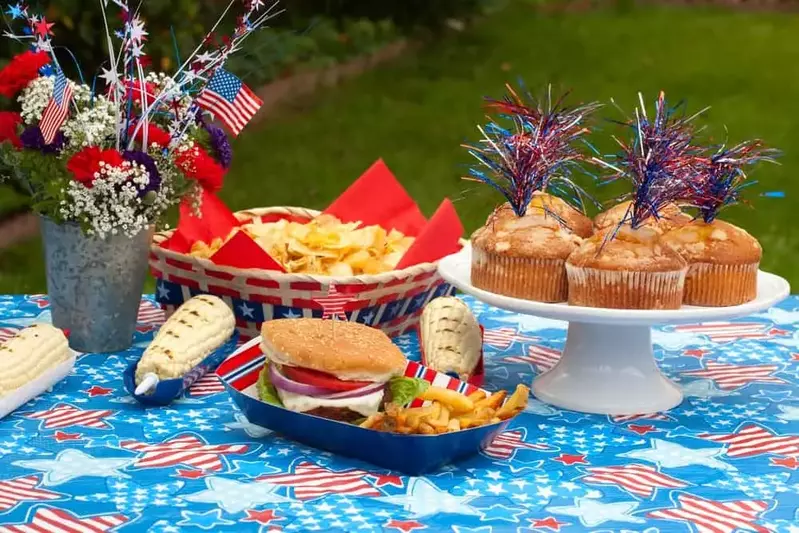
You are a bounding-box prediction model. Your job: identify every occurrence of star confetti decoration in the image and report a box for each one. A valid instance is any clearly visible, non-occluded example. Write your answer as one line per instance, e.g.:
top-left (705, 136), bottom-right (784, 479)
top-left (34, 17), bottom-right (54, 37)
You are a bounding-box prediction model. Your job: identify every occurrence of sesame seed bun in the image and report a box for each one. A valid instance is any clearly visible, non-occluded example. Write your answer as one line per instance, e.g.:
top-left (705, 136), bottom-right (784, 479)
top-left (260, 318), bottom-right (407, 382)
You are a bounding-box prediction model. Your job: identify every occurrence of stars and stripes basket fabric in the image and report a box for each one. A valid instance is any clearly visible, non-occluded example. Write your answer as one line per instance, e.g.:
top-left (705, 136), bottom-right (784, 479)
top-left (1, 292), bottom-right (799, 532)
top-left (149, 206), bottom-right (456, 342)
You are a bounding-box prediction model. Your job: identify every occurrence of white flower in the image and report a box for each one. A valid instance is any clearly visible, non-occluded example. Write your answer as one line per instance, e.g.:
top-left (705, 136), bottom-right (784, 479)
top-left (19, 76), bottom-right (54, 125)
top-left (62, 94), bottom-right (117, 149)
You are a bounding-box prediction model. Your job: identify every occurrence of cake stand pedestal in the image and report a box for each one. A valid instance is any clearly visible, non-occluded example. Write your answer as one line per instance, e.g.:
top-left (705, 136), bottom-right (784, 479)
top-left (438, 245), bottom-right (790, 415)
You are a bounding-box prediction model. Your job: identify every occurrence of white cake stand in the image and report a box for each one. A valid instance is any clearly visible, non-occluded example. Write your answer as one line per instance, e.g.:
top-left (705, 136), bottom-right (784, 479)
top-left (438, 244), bottom-right (790, 415)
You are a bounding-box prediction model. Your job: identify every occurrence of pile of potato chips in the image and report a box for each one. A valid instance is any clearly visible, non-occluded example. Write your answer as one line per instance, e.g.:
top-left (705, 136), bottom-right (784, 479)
top-left (189, 214), bottom-right (415, 276)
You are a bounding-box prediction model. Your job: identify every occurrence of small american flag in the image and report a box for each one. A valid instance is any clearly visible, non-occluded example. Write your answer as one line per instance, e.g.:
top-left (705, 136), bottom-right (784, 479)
top-left (647, 494), bottom-right (770, 533)
top-left (137, 300), bottom-right (165, 326)
top-left (0, 507), bottom-right (128, 533)
top-left (315, 284), bottom-right (356, 321)
top-left (256, 462), bottom-right (381, 500)
top-left (196, 68), bottom-right (262, 136)
top-left (681, 361), bottom-right (786, 391)
top-left (699, 424), bottom-right (799, 458)
top-left (188, 374), bottom-right (225, 397)
top-left (39, 68), bottom-right (73, 144)
top-left (582, 464), bottom-right (687, 498)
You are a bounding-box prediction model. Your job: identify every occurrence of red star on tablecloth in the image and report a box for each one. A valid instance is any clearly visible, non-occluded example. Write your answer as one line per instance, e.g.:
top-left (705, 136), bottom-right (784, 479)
top-left (34, 17), bottom-right (54, 37)
top-left (175, 468), bottom-right (208, 479)
top-left (791, 353), bottom-right (799, 362)
top-left (370, 473), bottom-right (404, 488)
top-left (699, 424), bottom-right (799, 458)
top-left (770, 456), bottom-right (799, 470)
top-left (385, 519), bottom-right (426, 532)
top-left (683, 349), bottom-right (711, 359)
top-left (84, 386), bottom-right (113, 397)
top-left (0, 507), bottom-right (128, 531)
top-left (120, 434), bottom-right (249, 471)
top-left (23, 404), bottom-right (115, 430)
top-left (529, 516), bottom-right (569, 531)
top-left (52, 431), bottom-right (82, 442)
top-left (648, 494), bottom-right (770, 533)
top-left (769, 327), bottom-right (789, 336)
top-left (627, 424), bottom-right (660, 436)
top-left (242, 509), bottom-right (283, 525)
top-left (0, 475), bottom-right (63, 512)
top-left (552, 453), bottom-right (588, 466)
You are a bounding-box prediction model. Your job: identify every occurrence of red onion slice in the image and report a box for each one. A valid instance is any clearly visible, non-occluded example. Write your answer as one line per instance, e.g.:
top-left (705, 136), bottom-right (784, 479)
top-left (268, 364), bottom-right (333, 397)
top-left (321, 382), bottom-right (386, 399)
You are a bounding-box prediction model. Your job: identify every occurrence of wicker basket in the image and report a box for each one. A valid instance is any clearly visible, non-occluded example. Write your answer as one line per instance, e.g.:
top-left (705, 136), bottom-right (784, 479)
top-left (149, 206), bottom-right (457, 340)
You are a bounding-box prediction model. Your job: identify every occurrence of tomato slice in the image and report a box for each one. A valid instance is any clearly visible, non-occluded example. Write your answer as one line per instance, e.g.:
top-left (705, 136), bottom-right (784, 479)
top-left (282, 366), bottom-right (373, 392)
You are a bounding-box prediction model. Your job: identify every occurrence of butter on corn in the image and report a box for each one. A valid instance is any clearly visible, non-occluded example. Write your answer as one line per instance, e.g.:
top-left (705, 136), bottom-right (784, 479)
top-left (0, 324), bottom-right (71, 397)
top-left (135, 295), bottom-right (235, 384)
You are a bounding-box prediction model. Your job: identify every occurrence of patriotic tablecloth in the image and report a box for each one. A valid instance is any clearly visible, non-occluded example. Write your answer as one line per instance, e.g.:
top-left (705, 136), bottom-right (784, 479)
top-left (1, 294), bottom-right (799, 532)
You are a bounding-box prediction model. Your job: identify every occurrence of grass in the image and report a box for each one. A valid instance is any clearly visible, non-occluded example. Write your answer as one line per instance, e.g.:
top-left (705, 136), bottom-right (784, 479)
top-left (2, 2), bottom-right (799, 294)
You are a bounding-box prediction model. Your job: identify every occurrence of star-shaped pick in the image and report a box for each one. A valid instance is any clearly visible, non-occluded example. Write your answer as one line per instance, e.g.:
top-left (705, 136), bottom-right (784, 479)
top-left (547, 497), bottom-right (644, 528)
top-left (5, 3), bottom-right (26, 19)
top-left (12, 449), bottom-right (133, 486)
top-left (314, 283), bottom-right (357, 321)
top-left (34, 17), bottom-right (54, 38)
top-left (184, 477), bottom-right (290, 514)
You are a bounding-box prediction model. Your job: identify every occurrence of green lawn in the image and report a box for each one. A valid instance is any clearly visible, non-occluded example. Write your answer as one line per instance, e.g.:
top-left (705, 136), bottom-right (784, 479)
top-left (2, 2), bottom-right (799, 294)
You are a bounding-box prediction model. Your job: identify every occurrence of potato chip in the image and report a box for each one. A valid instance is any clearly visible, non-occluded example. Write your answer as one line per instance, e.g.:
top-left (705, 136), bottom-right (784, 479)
top-left (189, 214), bottom-right (416, 276)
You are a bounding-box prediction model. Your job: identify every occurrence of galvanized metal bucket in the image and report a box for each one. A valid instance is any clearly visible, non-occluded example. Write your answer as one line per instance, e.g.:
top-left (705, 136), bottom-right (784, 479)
top-left (41, 217), bottom-right (154, 353)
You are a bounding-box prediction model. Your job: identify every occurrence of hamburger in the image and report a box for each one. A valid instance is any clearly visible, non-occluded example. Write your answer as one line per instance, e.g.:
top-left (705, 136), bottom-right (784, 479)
top-left (257, 318), bottom-right (428, 422)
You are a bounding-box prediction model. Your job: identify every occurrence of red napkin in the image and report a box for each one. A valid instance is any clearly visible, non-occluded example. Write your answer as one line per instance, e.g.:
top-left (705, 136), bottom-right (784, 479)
top-left (163, 190), bottom-right (238, 252)
top-left (323, 159), bottom-right (428, 236)
top-left (395, 199), bottom-right (464, 270)
top-left (210, 230), bottom-right (285, 271)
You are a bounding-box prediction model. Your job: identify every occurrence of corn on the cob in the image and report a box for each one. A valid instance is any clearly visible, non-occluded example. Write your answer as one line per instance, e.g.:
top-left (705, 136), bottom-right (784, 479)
top-left (135, 295), bottom-right (235, 385)
top-left (0, 324), bottom-right (71, 397)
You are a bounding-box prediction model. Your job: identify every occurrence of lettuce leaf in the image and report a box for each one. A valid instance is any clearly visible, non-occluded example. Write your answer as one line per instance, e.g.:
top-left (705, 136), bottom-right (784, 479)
top-left (257, 364), bottom-right (283, 406)
top-left (388, 376), bottom-right (430, 407)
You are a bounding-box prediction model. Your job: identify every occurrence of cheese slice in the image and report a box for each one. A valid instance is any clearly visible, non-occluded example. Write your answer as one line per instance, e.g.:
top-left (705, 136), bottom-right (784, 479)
top-left (276, 388), bottom-right (384, 417)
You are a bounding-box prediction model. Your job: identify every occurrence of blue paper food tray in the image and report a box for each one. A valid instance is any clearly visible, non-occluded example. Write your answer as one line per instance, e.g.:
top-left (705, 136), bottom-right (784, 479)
top-left (217, 337), bottom-right (518, 475)
top-left (123, 332), bottom-right (239, 406)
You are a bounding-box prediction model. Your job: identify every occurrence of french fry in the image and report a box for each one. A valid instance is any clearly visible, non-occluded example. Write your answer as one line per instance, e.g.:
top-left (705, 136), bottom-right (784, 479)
top-left (495, 384), bottom-right (530, 420)
top-left (447, 419), bottom-right (461, 432)
top-left (418, 422), bottom-right (436, 435)
top-left (468, 390), bottom-right (487, 402)
top-left (475, 390), bottom-right (507, 411)
top-left (419, 387), bottom-right (475, 414)
top-left (360, 414), bottom-right (383, 429)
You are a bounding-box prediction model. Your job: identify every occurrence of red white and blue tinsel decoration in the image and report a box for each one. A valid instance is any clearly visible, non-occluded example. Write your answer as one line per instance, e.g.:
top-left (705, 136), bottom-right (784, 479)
top-left (464, 84), bottom-right (601, 218)
top-left (688, 140), bottom-right (781, 223)
top-left (593, 91), bottom-right (706, 229)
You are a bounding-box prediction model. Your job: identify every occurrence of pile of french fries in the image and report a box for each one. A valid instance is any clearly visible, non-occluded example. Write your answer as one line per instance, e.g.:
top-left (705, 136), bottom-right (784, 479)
top-left (361, 384), bottom-right (530, 435)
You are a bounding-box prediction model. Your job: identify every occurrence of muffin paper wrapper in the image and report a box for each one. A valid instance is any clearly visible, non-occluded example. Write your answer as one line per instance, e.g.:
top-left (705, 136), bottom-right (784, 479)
top-left (566, 264), bottom-right (687, 309)
top-left (684, 262), bottom-right (759, 306)
top-left (471, 248), bottom-right (568, 302)
top-left (216, 336), bottom-right (519, 475)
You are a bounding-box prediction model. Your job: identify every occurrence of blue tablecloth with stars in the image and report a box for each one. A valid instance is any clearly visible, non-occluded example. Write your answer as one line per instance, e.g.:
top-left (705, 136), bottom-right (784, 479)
top-left (1, 293), bottom-right (799, 532)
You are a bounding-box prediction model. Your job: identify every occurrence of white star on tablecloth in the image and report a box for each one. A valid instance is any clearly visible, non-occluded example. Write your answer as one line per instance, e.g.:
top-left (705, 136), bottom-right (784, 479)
top-left (547, 497), bottom-right (644, 527)
top-left (225, 413), bottom-right (271, 438)
top-left (619, 439), bottom-right (735, 471)
top-left (183, 476), bottom-right (291, 513)
top-left (377, 478), bottom-right (479, 518)
top-left (13, 449), bottom-right (133, 486)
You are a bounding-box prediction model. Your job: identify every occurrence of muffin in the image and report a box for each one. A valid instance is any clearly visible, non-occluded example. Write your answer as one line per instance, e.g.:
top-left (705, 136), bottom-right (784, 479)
top-left (594, 200), bottom-right (692, 234)
top-left (660, 219), bottom-right (761, 306)
top-left (527, 192), bottom-right (593, 238)
top-left (566, 225), bottom-right (688, 309)
top-left (471, 204), bottom-right (583, 302)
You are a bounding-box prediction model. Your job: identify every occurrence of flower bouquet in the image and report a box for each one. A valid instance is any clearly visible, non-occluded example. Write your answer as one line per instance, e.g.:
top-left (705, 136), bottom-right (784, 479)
top-left (0, 0), bottom-right (276, 352)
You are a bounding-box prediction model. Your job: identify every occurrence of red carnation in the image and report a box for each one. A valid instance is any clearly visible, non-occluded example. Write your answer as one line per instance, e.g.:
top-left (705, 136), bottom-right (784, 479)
top-left (66, 147), bottom-right (125, 188)
top-left (126, 80), bottom-right (157, 105)
top-left (0, 111), bottom-right (22, 149)
top-left (176, 145), bottom-right (226, 191)
top-left (0, 51), bottom-right (51, 98)
top-left (128, 122), bottom-right (172, 148)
